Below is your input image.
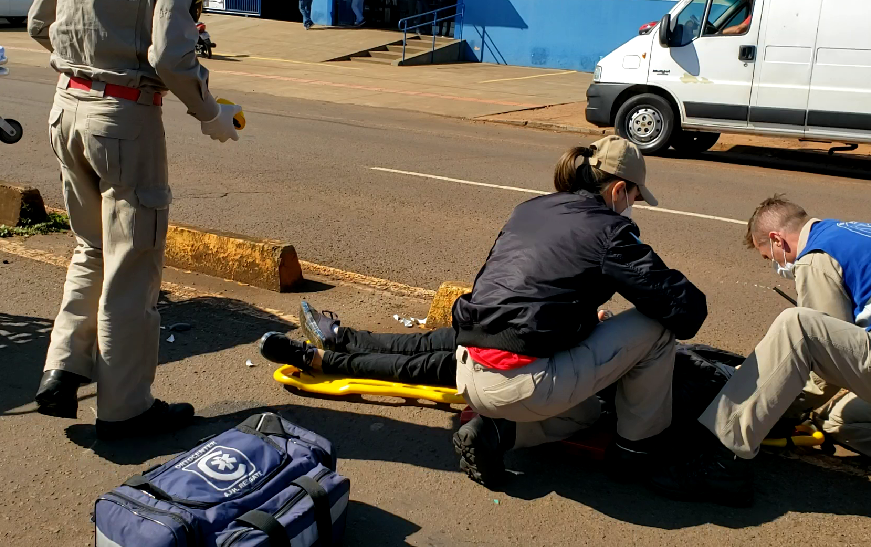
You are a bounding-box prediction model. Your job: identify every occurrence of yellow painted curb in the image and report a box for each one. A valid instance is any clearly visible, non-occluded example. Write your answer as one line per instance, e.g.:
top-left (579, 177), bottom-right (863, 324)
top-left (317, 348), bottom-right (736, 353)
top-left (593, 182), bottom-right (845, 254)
top-left (425, 280), bottom-right (472, 329)
top-left (165, 222), bottom-right (303, 292)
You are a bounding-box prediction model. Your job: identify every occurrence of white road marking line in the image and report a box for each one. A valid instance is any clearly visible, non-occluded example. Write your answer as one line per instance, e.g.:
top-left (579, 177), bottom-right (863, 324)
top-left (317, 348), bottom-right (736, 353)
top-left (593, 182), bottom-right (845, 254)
top-left (478, 71), bottom-right (576, 84)
top-left (369, 167), bottom-right (746, 226)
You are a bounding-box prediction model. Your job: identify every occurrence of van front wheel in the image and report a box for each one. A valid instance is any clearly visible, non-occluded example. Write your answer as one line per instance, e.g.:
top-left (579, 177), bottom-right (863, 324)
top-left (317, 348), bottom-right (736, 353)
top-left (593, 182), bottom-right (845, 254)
top-left (615, 94), bottom-right (674, 155)
top-left (671, 130), bottom-right (720, 154)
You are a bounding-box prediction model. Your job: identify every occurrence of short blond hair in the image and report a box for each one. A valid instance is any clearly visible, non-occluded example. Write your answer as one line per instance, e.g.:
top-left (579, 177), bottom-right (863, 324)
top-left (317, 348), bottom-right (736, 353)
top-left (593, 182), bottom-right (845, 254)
top-left (744, 195), bottom-right (808, 248)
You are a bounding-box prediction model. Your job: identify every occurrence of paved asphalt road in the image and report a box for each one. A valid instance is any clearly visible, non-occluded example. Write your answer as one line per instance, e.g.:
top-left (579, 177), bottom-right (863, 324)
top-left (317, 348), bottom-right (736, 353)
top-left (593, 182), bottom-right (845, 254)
top-left (2, 62), bottom-right (871, 546)
top-left (2, 64), bottom-right (869, 357)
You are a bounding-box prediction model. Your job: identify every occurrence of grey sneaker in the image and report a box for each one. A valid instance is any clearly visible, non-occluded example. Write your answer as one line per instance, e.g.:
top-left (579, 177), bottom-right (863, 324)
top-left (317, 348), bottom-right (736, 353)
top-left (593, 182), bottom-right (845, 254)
top-left (299, 301), bottom-right (340, 351)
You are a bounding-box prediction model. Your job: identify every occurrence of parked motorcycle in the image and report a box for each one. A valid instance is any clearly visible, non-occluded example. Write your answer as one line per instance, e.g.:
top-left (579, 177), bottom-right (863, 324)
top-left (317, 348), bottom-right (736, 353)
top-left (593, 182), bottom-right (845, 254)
top-left (0, 46), bottom-right (23, 144)
top-left (196, 22), bottom-right (216, 58)
top-left (189, 0), bottom-right (215, 58)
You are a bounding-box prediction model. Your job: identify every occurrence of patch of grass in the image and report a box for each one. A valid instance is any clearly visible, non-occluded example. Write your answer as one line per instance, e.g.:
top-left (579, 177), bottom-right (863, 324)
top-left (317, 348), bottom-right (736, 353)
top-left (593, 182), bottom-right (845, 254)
top-left (0, 212), bottom-right (70, 237)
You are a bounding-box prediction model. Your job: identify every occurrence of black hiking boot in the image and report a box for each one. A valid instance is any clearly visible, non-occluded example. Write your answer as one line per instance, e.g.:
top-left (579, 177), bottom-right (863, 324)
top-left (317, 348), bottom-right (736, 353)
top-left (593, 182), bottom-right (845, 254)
top-left (95, 399), bottom-right (195, 441)
top-left (604, 433), bottom-right (665, 483)
top-left (453, 415), bottom-right (515, 488)
top-left (299, 301), bottom-right (340, 351)
top-left (649, 441), bottom-right (754, 507)
top-left (34, 369), bottom-right (90, 419)
top-left (259, 332), bottom-right (318, 370)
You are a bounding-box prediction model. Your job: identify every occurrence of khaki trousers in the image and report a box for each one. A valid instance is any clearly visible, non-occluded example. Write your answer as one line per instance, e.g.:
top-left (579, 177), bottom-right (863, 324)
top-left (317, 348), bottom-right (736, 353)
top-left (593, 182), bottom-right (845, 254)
top-left (44, 86), bottom-right (170, 422)
top-left (817, 391), bottom-right (871, 457)
top-left (456, 309), bottom-right (676, 448)
top-left (699, 308), bottom-right (871, 459)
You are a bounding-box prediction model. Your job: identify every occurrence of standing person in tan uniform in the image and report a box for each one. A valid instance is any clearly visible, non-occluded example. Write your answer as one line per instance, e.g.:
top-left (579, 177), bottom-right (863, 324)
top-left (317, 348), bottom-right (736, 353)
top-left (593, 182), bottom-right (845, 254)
top-left (28, 0), bottom-right (241, 439)
top-left (652, 196), bottom-right (871, 507)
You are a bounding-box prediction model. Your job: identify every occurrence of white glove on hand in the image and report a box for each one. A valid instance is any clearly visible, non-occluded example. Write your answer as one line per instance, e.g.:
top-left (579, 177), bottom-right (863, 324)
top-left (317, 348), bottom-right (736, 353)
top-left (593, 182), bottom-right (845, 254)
top-left (201, 103), bottom-right (242, 143)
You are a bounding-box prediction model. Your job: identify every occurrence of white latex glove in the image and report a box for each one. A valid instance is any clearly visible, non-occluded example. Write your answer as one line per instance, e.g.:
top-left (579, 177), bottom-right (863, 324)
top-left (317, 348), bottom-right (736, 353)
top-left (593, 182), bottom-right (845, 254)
top-left (201, 103), bottom-right (241, 142)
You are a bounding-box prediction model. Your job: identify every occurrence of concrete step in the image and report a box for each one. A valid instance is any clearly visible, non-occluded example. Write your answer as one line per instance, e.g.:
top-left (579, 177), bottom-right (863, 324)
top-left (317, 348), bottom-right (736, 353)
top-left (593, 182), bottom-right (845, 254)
top-left (386, 44), bottom-right (430, 54)
top-left (348, 56), bottom-right (396, 66)
top-left (405, 36), bottom-right (458, 46)
top-left (367, 50), bottom-right (403, 60)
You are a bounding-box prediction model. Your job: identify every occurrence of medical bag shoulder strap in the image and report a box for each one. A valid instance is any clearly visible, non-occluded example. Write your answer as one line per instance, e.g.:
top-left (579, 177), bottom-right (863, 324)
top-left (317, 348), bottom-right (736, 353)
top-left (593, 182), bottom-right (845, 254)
top-left (292, 476), bottom-right (333, 546)
top-left (236, 475), bottom-right (333, 547)
top-left (236, 510), bottom-right (292, 547)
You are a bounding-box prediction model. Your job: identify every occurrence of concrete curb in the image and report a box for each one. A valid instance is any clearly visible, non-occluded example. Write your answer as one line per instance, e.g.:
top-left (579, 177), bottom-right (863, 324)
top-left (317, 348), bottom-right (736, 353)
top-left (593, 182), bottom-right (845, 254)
top-left (473, 117), bottom-right (613, 137)
top-left (0, 183), bottom-right (47, 227)
top-left (42, 202), bottom-right (305, 292)
top-left (165, 223), bottom-right (303, 292)
top-left (425, 280), bottom-right (472, 329)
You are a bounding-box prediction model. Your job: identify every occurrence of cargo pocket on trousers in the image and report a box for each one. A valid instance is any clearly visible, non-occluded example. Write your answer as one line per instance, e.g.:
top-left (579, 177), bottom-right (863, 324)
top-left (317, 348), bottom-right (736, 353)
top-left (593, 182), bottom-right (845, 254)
top-left (133, 205), bottom-right (169, 251)
top-left (481, 373), bottom-right (537, 407)
top-left (85, 118), bottom-right (142, 188)
top-left (48, 107), bottom-right (64, 162)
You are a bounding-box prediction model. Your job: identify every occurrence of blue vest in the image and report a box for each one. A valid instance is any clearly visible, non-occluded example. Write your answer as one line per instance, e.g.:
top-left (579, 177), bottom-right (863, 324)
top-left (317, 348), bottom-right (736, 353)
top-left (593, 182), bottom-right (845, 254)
top-left (798, 220), bottom-right (871, 331)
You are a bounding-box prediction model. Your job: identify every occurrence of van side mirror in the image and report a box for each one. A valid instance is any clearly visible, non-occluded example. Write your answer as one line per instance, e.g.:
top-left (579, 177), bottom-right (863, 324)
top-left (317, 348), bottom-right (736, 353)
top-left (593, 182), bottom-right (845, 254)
top-left (658, 14), bottom-right (672, 48)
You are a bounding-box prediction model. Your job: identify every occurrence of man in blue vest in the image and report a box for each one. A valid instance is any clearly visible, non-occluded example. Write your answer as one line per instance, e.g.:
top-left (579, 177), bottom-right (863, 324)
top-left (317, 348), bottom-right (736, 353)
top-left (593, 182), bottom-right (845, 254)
top-left (652, 196), bottom-right (871, 506)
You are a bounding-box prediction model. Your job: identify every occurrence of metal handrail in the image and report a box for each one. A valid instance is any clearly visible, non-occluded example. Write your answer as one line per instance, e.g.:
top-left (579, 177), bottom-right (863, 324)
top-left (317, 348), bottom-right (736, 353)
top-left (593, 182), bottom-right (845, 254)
top-left (397, 3), bottom-right (464, 64)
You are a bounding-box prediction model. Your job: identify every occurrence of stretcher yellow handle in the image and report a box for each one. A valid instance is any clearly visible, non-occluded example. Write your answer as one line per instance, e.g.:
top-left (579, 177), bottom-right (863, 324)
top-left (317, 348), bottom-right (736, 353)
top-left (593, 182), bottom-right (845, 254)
top-left (273, 365), bottom-right (466, 405)
top-left (761, 423), bottom-right (826, 448)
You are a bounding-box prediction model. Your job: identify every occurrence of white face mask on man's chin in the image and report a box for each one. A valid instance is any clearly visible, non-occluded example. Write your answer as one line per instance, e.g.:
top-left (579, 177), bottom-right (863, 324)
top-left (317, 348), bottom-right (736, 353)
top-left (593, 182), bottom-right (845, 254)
top-left (770, 239), bottom-right (795, 280)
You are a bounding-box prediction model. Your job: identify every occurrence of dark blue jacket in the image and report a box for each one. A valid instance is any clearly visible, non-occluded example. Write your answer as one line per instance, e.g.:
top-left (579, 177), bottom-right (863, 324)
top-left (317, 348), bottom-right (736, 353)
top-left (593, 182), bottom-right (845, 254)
top-left (453, 190), bottom-right (708, 357)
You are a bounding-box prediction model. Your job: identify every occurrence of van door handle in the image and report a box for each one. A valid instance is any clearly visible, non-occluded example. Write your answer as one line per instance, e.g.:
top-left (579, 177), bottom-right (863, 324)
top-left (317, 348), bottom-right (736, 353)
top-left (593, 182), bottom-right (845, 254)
top-left (738, 45), bottom-right (756, 61)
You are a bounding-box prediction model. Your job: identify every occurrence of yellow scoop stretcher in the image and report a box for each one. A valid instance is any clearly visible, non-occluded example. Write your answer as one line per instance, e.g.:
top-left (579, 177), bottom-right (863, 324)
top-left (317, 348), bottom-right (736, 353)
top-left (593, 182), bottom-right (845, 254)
top-left (761, 423), bottom-right (826, 448)
top-left (275, 365), bottom-right (827, 449)
top-left (274, 365), bottom-right (465, 405)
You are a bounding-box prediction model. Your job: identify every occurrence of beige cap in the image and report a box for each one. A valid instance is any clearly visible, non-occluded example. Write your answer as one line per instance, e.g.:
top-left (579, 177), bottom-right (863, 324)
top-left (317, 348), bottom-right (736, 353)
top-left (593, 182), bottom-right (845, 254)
top-left (585, 135), bottom-right (657, 206)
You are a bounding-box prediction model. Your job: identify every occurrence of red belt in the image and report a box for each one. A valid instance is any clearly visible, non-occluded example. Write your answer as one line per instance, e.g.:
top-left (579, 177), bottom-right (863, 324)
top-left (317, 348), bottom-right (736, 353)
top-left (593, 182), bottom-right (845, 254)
top-left (65, 76), bottom-right (163, 106)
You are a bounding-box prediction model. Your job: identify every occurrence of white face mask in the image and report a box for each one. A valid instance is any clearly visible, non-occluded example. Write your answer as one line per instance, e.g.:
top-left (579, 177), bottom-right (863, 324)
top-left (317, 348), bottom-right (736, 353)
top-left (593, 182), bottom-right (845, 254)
top-left (770, 239), bottom-right (795, 280)
top-left (613, 188), bottom-right (633, 218)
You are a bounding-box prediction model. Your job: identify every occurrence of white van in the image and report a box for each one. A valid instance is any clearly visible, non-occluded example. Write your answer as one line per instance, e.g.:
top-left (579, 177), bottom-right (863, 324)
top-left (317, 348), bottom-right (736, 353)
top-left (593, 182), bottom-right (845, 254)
top-left (1, 0), bottom-right (33, 28)
top-left (586, 0), bottom-right (871, 154)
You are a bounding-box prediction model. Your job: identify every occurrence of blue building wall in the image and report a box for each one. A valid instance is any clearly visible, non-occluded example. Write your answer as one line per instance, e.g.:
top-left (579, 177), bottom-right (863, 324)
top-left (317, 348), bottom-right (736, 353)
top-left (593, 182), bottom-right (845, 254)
top-left (459, 0), bottom-right (677, 72)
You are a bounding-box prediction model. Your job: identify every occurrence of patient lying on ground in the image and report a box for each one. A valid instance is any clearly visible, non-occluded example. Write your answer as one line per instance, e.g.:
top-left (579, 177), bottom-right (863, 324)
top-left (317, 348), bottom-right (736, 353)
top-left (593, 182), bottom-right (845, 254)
top-left (260, 301), bottom-right (457, 386)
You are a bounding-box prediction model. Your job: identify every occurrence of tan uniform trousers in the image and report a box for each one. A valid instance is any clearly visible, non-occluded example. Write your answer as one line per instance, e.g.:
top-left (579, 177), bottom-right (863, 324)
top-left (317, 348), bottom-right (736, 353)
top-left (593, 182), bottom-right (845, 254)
top-left (456, 308), bottom-right (676, 448)
top-left (44, 86), bottom-right (169, 422)
top-left (699, 307), bottom-right (871, 459)
top-left (817, 391), bottom-right (871, 457)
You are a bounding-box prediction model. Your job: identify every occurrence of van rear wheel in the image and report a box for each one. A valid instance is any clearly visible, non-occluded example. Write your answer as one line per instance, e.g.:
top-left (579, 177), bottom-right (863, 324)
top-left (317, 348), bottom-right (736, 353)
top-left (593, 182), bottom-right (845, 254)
top-left (615, 93), bottom-right (675, 155)
top-left (671, 130), bottom-right (720, 154)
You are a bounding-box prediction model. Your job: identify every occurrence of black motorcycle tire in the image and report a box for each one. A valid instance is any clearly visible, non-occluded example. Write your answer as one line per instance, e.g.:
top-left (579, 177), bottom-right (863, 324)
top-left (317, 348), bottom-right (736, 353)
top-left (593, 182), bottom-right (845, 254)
top-left (0, 119), bottom-right (23, 144)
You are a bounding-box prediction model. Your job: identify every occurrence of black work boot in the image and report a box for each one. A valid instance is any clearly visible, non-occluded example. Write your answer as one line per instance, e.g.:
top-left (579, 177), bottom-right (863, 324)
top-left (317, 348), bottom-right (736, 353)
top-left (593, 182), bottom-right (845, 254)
top-left (649, 441), bottom-right (754, 507)
top-left (453, 415), bottom-right (515, 488)
top-left (259, 332), bottom-right (317, 370)
top-left (299, 301), bottom-right (340, 351)
top-left (34, 369), bottom-right (90, 419)
top-left (604, 433), bottom-right (665, 483)
top-left (95, 399), bottom-right (195, 441)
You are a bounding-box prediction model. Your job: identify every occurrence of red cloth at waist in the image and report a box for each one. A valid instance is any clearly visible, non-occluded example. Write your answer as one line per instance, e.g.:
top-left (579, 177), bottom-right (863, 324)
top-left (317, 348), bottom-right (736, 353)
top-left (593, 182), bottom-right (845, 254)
top-left (468, 347), bottom-right (537, 370)
top-left (65, 76), bottom-right (162, 106)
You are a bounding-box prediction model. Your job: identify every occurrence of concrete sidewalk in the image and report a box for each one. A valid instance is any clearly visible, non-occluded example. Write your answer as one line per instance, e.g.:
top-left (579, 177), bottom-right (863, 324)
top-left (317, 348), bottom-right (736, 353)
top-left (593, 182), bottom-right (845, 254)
top-left (482, 99), bottom-right (871, 159)
top-left (1, 15), bottom-right (592, 118)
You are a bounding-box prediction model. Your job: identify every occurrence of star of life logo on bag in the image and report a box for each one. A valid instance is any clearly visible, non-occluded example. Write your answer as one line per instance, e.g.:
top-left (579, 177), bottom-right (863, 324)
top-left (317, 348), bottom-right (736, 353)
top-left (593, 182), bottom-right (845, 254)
top-left (177, 441), bottom-right (263, 495)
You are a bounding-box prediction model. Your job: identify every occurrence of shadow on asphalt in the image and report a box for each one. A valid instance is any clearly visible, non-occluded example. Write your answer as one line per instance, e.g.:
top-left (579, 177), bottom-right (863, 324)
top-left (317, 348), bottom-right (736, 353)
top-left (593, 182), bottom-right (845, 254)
top-left (0, 311), bottom-right (55, 415)
top-left (65, 401), bottom-right (461, 472)
top-left (500, 443), bottom-right (871, 529)
top-left (662, 145), bottom-right (871, 182)
top-left (344, 501), bottom-right (421, 547)
top-left (0, 293), bottom-right (295, 416)
top-left (64, 396), bottom-right (871, 529)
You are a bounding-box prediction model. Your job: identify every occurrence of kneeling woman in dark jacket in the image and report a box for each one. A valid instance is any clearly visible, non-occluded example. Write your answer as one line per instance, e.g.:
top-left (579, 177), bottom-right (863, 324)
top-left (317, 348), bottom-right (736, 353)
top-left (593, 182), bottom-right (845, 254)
top-left (452, 135), bottom-right (707, 487)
